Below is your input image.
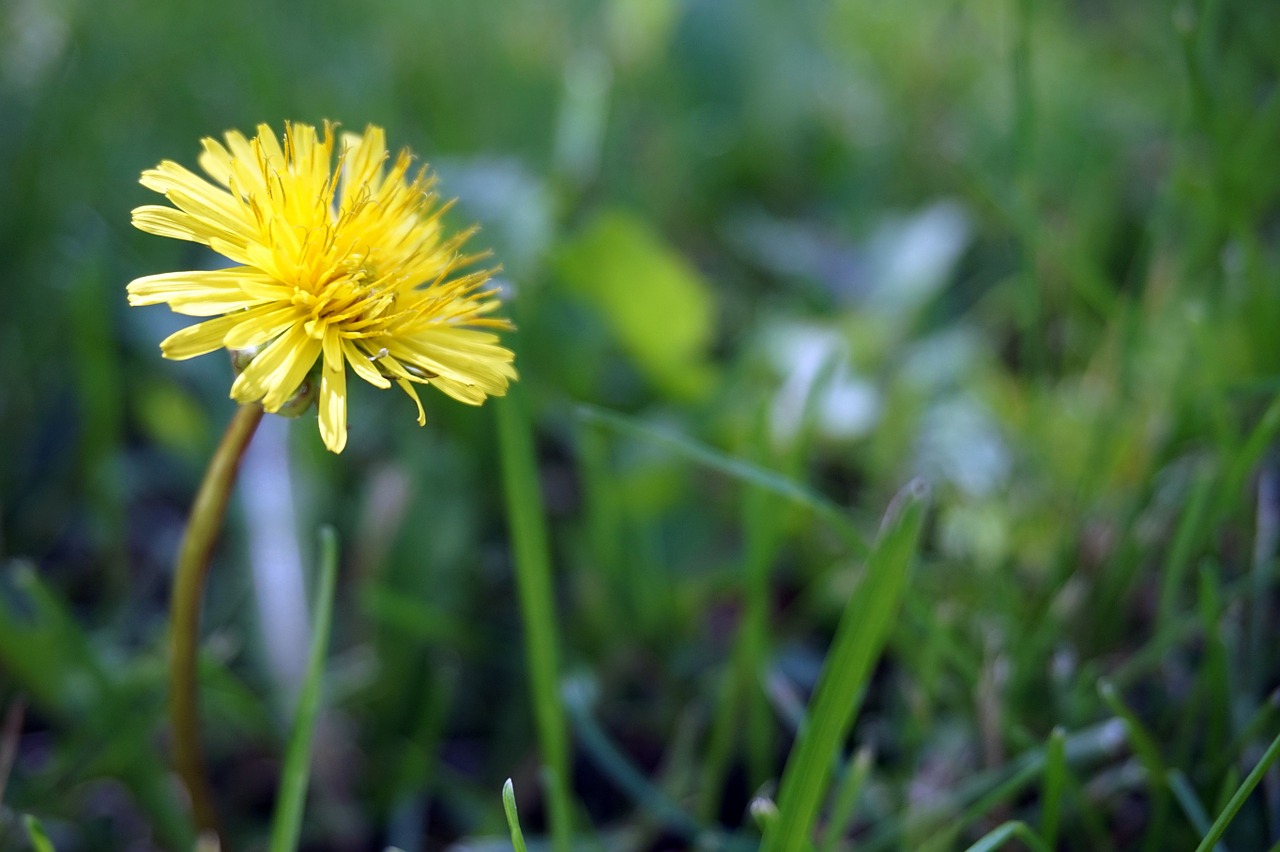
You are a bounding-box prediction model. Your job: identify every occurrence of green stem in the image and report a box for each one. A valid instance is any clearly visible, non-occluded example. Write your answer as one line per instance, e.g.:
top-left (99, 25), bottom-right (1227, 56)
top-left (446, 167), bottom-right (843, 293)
top-left (497, 389), bottom-right (573, 852)
top-left (170, 403), bottom-right (264, 838)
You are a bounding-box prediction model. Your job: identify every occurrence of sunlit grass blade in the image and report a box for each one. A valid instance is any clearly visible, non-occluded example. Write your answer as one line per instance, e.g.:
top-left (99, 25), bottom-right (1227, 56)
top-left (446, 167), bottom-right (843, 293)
top-left (1195, 728), bottom-right (1280, 852)
top-left (498, 387), bottom-right (573, 852)
top-left (23, 815), bottom-right (55, 852)
top-left (960, 820), bottom-right (1052, 852)
top-left (268, 525), bottom-right (339, 852)
top-left (764, 481), bottom-right (928, 852)
top-left (503, 779), bottom-right (529, 852)
top-left (574, 404), bottom-right (869, 555)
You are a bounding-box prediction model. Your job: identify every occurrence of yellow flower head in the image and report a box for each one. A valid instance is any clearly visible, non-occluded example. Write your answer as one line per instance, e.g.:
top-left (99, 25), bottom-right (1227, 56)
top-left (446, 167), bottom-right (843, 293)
top-left (128, 121), bottom-right (517, 453)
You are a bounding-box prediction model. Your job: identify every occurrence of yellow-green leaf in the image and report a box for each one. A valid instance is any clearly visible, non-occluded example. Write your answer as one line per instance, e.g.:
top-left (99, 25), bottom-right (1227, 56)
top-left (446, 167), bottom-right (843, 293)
top-left (557, 210), bottom-right (715, 399)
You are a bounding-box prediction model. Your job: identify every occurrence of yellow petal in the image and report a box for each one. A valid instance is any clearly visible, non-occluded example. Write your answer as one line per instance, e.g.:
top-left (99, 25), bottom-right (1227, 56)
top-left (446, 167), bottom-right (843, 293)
top-left (159, 313), bottom-right (246, 360)
top-left (127, 268), bottom-right (277, 316)
top-left (196, 137), bottom-right (235, 187)
top-left (132, 206), bottom-right (255, 265)
top-left (388, 333), bottom-right (515, 394)
top-left (340, 126), bottom-right (387, 205)
top-left (254, 123), bottom-right (286, 167)
top-left (396, 377), bottom-right (427, 426)
top-left (318, 336), bottom-right (348, 452)
top-left (131, 121), bottom-right (518, 440)
top-left (223, 305), bottom-right (300, 350)
top-left (140, 161), bottom-right (255, 242)
top-left (429, 376), bottom-right (489, 405)
top-left (232, 326), bottom-right (321, 410)
top-left (342, 339), bottom-right (391, 389)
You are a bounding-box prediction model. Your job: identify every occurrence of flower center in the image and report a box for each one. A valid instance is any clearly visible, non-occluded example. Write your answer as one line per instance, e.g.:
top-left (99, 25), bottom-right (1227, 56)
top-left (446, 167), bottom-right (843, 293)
top-left (294, 261), bottom-right (398, 338)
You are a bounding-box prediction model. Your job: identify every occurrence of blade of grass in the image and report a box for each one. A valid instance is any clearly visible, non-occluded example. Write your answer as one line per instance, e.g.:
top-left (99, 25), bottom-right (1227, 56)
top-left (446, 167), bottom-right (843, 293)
top-left (576, 414), bottom-right (630, 639)
top-left (961, 820), bottom-right (1053, 852)
top-left (563, 677), bottom-right (710, 843)
top-left (916, 758), bottom-right (1045, 852)
top-left (1169, 769), bottom-right (1227, 852)
top-left (1040, 727), bottom-right (1067, 847)
top-left (1223, 394), bottom-right (1280, 525)
top-left (700, 374), bottom-right (834, 821)
top-left (503, 779), bottom-right (530, 852)
top-left (819, 746), bottom-right (873, 852)
top-left (574, 404), bottom-right (869, 556)
top-left (1157, 465), bottom-right (1215, 631)
top-left (498, 388), bottom-right (573, 852)
top-left (1099, 679), bottom-right (1173, 851)
top-left (1195, 563), bottom-right (1232, 769)
top-left (763, 481), bottom-right (928, 852)
top-left (268, 525), bottom-right (339, 852)
top-left (23, 815), bottom-right (55, 852)
top-left (1195, 728), bottom-right (1280, 852)
top-left (861, 719), bottom-right (1126, 851)
top-left (1211, 692), bottom-right (1280, 781)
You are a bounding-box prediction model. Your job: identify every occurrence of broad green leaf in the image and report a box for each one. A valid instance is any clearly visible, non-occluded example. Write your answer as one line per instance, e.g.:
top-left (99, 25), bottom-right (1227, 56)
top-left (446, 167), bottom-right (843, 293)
top-left (557, 210), bottom-right (715, 399)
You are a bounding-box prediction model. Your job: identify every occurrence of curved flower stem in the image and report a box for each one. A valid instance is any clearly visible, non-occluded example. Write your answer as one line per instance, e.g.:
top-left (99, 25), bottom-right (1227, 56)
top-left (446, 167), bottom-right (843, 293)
top-left (170, 403), bottom-right (264, 838)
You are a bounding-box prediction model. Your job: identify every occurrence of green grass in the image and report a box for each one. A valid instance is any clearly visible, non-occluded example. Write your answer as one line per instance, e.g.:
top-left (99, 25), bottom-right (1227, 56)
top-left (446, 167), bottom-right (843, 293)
top-left (2, 0), bottom-right (1280, 849)
top-left (766, 482), bottom-right (927, 852)
top-left (268, 526), bottom-right (339, 852)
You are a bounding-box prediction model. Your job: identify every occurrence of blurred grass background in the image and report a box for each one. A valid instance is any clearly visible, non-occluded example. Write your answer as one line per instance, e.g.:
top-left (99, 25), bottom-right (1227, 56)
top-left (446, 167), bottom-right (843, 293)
top-left (2, 0), bottom-right (1280, 848)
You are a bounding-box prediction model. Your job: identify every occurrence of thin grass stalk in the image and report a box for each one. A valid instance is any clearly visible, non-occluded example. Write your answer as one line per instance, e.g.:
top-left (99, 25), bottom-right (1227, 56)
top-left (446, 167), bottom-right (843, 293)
top-left (961, 820), bottom-right (1053, 852)
top-left (765, 482), bottom-right (927, 852)
top-left (268, 525), bottom-right (339, 852)
top-left (1098, 680), bottom-right (1174, 850)
top-left (497, 388), bottom-right (573, 852)
top-left (1040, 727), bottom-right (1067, 847)
top-left (1156, 467), bottom-right (1214, 632)
top-left (574, 404), bottom-right (869, 556)
top-left (170, 402), bottom-right (264, 837)
top-left (860, 719), bottom-right (1125, 851)
top-left (819, 746), bottom-right (873, 852)
top-left (1196, 728), bottom-right (1280, 852)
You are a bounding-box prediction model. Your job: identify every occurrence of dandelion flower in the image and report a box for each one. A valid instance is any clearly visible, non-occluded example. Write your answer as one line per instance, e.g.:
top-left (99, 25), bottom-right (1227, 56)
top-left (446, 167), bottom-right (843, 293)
top-left (128, 121), bottom-right (517, 453)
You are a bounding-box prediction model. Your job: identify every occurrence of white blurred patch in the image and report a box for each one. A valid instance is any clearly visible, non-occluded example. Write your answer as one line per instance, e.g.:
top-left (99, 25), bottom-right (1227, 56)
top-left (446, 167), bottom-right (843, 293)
top-left (864, 199), bottom-right (972, 321)
top-left (901, 328), bottom-right (986, 392)
top-left (2, 0), bottom-right (69, 92)
top-left (436, 158), bottom-right (554, 278)
top-left (914, 394), bottom-right (1011, 498)
top-left (765, 321), bottom-right (881, 446)
top-left (722, 209), bottom-right (866, 300)
top-left (553, 48), bottom-right (612, 187)
top-left (240, 415), bottom-right (310, 710)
